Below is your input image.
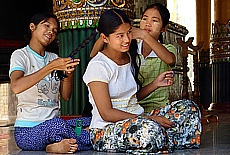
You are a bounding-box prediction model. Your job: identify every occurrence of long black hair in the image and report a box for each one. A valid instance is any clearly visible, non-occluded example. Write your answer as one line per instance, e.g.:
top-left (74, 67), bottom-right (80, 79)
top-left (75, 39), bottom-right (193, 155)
top-left (129, 39), bottom-right (142, 89)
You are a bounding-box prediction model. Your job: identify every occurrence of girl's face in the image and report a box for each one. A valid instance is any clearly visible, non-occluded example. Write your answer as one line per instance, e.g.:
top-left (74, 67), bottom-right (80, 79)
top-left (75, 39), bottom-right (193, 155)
top-left (140, 8), bottom-right (165, 39)
top-left (30, 17), bottom-right (58, 47)
top-left (103, 23), bottom-right (132, 53)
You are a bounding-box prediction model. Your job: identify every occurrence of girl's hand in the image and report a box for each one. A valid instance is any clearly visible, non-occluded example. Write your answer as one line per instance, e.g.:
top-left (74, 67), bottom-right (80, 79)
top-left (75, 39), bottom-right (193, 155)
top-left (50, 57), bottom-right (80, 74)
top-left (154, 70), bottom-right (174, 88)
top-left (148, 115), bottom-right (174, 128)
top-left (65, 58), bottom-right (80, 74)
top-left (131, 27), bottom-right (147, 40)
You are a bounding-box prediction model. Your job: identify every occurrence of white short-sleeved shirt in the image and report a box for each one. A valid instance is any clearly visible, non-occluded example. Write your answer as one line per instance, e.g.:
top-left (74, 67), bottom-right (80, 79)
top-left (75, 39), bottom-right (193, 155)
top-left (83, 52), bottom-right (144, 129)
top-left (9, 45), bottom-right (60, 127)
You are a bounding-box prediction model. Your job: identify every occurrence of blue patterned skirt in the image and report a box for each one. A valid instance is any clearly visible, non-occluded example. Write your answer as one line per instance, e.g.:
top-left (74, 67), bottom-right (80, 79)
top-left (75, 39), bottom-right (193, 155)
top-left (14, 117), bottom-right (93, 151)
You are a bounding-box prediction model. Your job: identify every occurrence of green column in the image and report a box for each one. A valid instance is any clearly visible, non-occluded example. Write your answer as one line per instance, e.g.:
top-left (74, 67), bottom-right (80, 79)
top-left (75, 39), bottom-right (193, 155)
top-left (58, 28), bottom-right (97, 115)
top-left (53, 0), bottom-right (134, 115)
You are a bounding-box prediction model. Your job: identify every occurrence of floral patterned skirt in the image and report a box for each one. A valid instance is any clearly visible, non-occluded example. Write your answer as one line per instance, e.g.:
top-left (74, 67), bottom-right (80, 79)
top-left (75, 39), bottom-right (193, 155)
top-left (90, 99), bottom-right (202, 154)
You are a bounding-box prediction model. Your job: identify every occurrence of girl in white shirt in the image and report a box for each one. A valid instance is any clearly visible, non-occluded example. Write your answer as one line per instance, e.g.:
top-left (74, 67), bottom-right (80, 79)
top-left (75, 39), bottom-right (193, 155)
top-left (83, 9), bottom-right (178, 154)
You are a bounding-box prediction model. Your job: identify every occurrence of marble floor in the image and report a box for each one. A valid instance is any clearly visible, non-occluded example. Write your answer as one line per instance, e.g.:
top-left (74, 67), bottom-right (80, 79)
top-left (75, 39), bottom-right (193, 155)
top-left (1, 112), bottom-right (230, 155)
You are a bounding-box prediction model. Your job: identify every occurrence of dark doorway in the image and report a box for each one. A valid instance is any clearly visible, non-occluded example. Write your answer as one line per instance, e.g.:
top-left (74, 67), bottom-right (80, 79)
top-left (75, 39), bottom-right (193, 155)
top-left (0, 0), bottom-right (53, 40)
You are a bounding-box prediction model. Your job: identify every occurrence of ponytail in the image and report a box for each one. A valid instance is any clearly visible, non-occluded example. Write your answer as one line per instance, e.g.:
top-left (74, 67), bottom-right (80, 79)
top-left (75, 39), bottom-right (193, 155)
top-left (159, 32), bottom-right (164, 44)
top-left (52, 29), bottom-right (98, 81)
top-left (68, 30), bottom-right (98, 58)
top-left (129, 39), bottom-right (143, 90)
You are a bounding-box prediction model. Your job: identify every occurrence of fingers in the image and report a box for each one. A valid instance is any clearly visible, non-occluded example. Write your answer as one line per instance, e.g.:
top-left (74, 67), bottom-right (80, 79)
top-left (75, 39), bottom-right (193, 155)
top-left (164, 71), bottom-right (174, 86)
top-left (65, 58), bottom-right (80, 64)
top-left (162, 118), bottom-right (175, 128)
top-left (66, 60), bottom-right (80, 74)
top-left (160, 120), bottom-right (174, 128)
top-left (164, 70), bottom-right (174, 78)
top-left (167, 78), bottom-right (174, 86)
top-left (62, 58), bottom-right (80, 74)
top-left (155, 70), bottom-right (174, 87)
top-left (151, 115), bottom-right (174, 128)
top-left (131, 27), bottom-right (144, 39)
top-left (162, 122), bottom-right (174, 128)
top-left (51, 58), bottom-right (80, 70)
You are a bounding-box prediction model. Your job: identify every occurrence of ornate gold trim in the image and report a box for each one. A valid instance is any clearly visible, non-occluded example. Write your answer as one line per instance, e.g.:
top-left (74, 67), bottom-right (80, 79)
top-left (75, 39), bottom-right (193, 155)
top-left (53, 0), bottom-right (134, 30)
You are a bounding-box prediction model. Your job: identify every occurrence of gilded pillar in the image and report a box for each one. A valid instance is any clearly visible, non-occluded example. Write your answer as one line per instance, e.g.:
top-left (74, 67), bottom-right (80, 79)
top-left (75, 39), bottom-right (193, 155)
top-left (209, 0), bottom-right (230, 112)
top-left (196, 0), bottom-right (212, 109)
top-left (196, 0), bottom-right (211, 50)
top-left (52, 0), bottom-right (134, 115)
top-left (214, 0), bottom-right (230, 24)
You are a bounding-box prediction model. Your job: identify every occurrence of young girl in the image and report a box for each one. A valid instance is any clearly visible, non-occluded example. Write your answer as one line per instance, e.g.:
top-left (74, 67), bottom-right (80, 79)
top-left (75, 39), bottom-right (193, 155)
top-left (9, 13), bottom-right (92, 153)
top-left (90, 3), bottom-right (177, 113)
top-left (83, 9), bottom-right (201, 154)
top-left (132, 3), bottom-right (177, 112)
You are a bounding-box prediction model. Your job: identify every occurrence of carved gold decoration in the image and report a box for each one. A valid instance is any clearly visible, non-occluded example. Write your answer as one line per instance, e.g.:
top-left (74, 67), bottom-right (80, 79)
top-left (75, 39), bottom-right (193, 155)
top-left (53, 0), bottom-right (134, 30)
top-left (210, 20), bottom-right (230, 61)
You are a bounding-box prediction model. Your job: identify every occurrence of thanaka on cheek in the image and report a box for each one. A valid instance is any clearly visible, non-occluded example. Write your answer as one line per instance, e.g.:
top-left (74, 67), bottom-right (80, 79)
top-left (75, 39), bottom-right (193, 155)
top-left (152, 22), bottom-right (161, 32)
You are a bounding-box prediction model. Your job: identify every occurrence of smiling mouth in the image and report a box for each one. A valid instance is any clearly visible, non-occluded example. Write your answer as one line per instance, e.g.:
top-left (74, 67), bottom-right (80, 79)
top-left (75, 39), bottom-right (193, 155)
top-left (45, 34), bottom-right (52, 40)
top-left (122, 44), bottom-right (129, 47)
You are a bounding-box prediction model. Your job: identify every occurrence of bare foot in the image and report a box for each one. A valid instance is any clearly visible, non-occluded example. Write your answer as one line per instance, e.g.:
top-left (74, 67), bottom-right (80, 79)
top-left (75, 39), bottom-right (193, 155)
top-left (83, 126), bottom-right (89, 132)
top-left (46, 138), bottom-right (78, 154)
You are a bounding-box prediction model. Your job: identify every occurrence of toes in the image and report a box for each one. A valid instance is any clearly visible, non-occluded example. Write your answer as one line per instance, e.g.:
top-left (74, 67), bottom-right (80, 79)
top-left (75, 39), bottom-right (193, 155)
top-left (46, 139), bottom-right (78, 154)
top-left (71, 144), bottom-right (78, 150)
top-left (67, 151), bottom-right (74, 154)
top-left (68, 138), bottom-right (76, 144)
top-left (68, 145), bottom-right (78, 153)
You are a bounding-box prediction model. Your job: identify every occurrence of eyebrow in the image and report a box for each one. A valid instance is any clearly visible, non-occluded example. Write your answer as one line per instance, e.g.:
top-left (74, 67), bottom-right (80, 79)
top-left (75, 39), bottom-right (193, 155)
top-left (42, 21), bottom-right (58, 30)
top-left (143, 15), bottom-right (160, 20)
top-left (116, 27), bottom-right (132, 35)
top-left (116, 32), bottom-right (124, 35)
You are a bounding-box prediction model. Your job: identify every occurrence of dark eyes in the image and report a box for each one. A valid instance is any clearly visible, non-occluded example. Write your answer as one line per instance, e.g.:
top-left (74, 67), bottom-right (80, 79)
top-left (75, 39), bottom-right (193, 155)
top-left (53, 29), bottom-right (58, 34)
top-left (45, 24), bottom-right (58, 34)
top-left (118, 35), bottom-right (123, 38)
top-left (142, 17), bottom-right (159, 23)
top-left (117, 32), bottom-right (131, 38)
